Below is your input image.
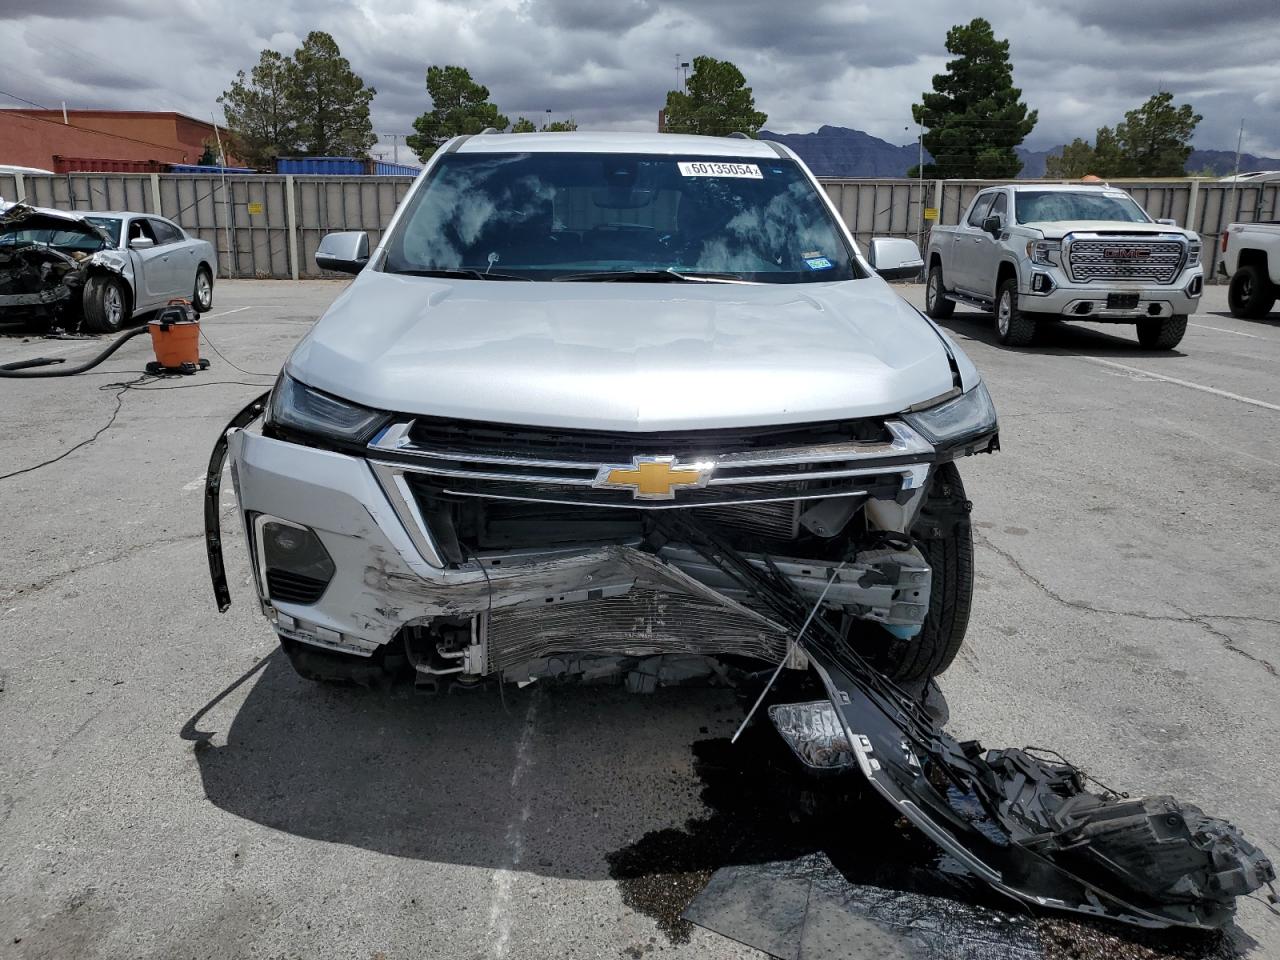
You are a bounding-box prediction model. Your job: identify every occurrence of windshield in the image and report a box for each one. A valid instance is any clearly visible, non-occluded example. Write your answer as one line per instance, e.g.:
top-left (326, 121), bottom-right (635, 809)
top-left (86, 217), bottom-right (122, 245)
top-left (1014, 190), bottom-right (1150, 224)
top-left (382, 152), bottom-right (859, 282)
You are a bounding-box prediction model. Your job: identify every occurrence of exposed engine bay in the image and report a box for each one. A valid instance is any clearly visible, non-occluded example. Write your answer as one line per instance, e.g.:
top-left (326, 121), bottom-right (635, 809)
top-left (0, 202), bottom-right (127, 328)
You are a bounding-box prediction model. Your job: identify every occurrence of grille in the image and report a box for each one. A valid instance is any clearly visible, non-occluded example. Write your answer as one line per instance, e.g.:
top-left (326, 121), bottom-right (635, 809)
top-left (1067, 237), bottom-right (1185, 283)
top-left (266, 569), bottom-right (328, 604)
top-left (485, 588), bottom-right (789, 670)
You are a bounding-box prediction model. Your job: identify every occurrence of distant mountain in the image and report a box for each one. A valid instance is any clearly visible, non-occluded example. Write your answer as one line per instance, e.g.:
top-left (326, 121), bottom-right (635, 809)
top-left (760, 125), bottom-right (1280, 179)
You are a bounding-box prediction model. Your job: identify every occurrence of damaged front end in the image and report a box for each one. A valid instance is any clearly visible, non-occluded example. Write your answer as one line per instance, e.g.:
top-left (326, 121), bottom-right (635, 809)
top-left (0, 203), bottom-right (127, 328)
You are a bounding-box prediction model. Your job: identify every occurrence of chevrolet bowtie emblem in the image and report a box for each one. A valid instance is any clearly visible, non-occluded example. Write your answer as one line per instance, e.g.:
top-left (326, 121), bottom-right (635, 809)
top-left (594, 456), bottom-right (712, 500)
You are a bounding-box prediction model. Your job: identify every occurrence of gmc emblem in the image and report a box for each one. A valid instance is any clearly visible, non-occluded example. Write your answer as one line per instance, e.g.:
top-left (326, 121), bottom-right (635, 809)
top-left (1103, 247), bottom-right (1151, 258)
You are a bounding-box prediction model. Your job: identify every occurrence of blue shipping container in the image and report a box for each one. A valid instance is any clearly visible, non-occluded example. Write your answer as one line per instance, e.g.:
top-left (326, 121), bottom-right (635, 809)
top-left (275, 157), bottom-right (368, 175)
top-left (374, 160), bottom-right (422, 176)
top-left (168, 163), bottom-right (257, 174)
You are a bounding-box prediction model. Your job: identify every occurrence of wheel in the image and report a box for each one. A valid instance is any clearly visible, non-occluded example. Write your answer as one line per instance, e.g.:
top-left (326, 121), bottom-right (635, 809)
top-left (193, 266), bottom-right (214, 313)
top-left (856, 462), bottom-right (974, 684)
top-left (1228, 264), bottom-right (1275, 318)
top-left (925, 263), bottom-right (955, 318)
top-left (82, 274), bottom-right (129, 333)
top-left (995, 278), bottom-right (1036, 346)
top-left (1136, 314), bottom-right (1187, 350)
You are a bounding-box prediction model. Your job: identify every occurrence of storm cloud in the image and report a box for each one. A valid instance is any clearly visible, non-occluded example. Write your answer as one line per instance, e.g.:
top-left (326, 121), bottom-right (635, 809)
top-left (2, 0), bottom-right (1277, 158)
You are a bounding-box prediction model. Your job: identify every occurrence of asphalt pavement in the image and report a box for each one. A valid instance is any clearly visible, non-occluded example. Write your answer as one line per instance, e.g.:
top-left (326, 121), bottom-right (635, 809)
top-left (1, 281), bottom-right (1277, 959)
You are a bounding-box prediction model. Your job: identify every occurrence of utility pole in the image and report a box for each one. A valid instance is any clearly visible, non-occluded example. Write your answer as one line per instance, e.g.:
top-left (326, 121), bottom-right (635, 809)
top-left (1227, 120), bottom-right (1244, 223)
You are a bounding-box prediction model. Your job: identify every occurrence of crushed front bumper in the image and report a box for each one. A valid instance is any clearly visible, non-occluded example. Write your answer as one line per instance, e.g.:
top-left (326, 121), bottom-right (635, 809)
top-left (208, 403), bottom-right (953, 669)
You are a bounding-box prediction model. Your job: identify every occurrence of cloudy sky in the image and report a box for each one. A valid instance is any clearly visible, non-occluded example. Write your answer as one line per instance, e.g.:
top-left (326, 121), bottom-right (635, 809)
top-left (3, 0), bottom-right (1278, 158)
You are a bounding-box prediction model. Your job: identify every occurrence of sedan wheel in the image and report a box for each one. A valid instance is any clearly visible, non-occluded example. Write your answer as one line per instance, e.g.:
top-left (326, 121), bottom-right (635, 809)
top-left (194, 268), bottom-right (214, 313)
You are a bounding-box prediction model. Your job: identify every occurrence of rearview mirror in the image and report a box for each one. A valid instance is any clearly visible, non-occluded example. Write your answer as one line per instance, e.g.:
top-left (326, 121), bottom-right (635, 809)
top-left (1156, 218), bottom-right (1177, 226)
top-left (867, 237), bottom-right (924, 282)
top-left (316, 231), bottom-right (370, 275)
top-left (982, 215), bottom-right (1002, 237)
top-left (128, 237), bottom-right (155, 250)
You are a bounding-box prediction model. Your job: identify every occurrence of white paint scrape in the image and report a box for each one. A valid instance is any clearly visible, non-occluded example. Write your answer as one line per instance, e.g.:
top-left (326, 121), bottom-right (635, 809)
top-left (485, 692), bottom-right (540, 958)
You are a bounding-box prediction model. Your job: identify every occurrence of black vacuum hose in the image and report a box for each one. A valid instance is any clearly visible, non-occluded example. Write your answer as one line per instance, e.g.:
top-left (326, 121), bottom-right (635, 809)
top-left (0, 325), bottom-right (151, 378)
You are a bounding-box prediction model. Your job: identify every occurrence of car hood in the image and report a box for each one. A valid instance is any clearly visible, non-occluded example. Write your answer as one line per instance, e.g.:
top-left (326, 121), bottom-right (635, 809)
top-left (1025, 220), bottom-right (1194, 240)
top-left (288, 272), bottom-right (966, 431)
top-left (0, 202), bottom-right (112, 246)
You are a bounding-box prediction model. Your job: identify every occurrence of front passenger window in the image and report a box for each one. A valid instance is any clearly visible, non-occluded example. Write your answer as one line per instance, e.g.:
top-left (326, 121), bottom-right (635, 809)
top-left (149, 219), bottom-right (183, 245)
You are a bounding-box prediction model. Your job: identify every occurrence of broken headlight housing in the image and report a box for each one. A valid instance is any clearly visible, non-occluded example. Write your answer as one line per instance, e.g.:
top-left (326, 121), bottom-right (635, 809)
top-left (901, 381), bottom-right (997, 448)
top-left (266, 373), bottom-right (389, 443)
top-left (1026, 239), bottom-right (1061, 265)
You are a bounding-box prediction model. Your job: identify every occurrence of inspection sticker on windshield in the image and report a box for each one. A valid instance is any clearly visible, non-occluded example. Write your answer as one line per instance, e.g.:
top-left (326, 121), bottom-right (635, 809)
top-left (678, 161), bottom-right (763, 179)
top-left (805, 256), bottom-right (833, 270)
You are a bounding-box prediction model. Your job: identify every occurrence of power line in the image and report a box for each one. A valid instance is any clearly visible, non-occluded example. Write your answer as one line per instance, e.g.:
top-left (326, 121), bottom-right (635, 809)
top-left (0, 93), bottom-right (212, 156)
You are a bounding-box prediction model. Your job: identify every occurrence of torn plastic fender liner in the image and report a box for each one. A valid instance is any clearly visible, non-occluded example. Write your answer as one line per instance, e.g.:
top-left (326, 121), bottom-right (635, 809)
top-left (206, 391), bottom-right (271, 611)
top-left (804, 646), bottom-right (1275, 929)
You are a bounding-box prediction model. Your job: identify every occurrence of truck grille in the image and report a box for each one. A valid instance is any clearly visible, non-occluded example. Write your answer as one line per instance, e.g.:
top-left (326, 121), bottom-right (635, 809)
top-left (1066, 237), bottom-right (1185, 284)
top-left (485, 588), bottom-right (789, 670)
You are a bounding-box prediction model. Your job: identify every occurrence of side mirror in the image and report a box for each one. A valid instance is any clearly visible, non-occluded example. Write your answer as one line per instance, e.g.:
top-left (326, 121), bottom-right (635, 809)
top-left (982, 215), bottom-right (1002, 237)
top-left (1156, 218), bottom-right (1177, 226)
top-left (868, 237), bottom-right (924, 282)
top-left (129, 237), bottom-right (155, 250)
top-left (315, 231), bottom-right (370, 275)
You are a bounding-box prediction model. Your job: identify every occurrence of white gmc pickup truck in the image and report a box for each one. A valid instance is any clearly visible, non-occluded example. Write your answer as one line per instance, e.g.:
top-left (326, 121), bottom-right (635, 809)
top-left (926, 184), bottom-right (1203, 349)
top-left (1220, 220), bottom-right (1280, 318)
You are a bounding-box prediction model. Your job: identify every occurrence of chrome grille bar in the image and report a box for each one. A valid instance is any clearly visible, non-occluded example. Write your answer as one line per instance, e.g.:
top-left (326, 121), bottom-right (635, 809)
top-left (1065, 234), bottom-right (1186, 284)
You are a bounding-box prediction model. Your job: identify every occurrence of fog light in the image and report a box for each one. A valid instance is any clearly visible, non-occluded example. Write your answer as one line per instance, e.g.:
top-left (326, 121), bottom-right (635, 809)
top-left (1186, 275), bottom-right (1202, 297)
top-left (1030, 272), bottom-right (1054, 294)
top-left (255, 517), bottom-right (334, 604)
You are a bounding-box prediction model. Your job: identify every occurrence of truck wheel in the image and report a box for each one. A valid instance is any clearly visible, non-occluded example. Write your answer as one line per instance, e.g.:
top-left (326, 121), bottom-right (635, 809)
top-left (925, 264), bottom-right (955, 319)
top-left (995, 279), bottom-right (1036, 346)
top-left (854, 462), bottom-right (973, 684)
top-left (1228, 264), bottom-right (1276, 318)
top-left (82, 275), bottom-right (130, 333)
top-left (1136, 314), bottom-right (1187, 350)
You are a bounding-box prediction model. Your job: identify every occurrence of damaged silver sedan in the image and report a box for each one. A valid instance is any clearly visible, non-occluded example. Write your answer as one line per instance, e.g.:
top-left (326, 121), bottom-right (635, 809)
top-left (0, 202), bottom-right (215, 331)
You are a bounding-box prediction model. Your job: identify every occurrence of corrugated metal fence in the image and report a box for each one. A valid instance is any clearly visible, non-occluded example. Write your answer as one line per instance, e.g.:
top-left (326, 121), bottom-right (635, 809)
top-left (3, 170), bottom-right (1275, 280)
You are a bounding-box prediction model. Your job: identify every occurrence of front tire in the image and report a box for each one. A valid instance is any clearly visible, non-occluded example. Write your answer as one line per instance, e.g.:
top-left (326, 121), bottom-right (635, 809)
top-left (193, 266), bottom-right (214, 313)
top-left (995, 278), bottom-right (1036, 346)
top-left (857, 463), bottom-right (974, 684)
top-left (1136, 314), bottom-right (1187, 350)
top-left (82, 275), bottom-right (129, 333)
top-left (925, 264), bottom-right (955, 318)
top-left (1228, 264), bottom-right (1276, 318)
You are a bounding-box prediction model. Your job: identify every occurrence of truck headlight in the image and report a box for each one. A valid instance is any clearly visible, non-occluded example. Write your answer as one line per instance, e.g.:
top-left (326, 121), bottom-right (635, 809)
top-left (1026, 240), bottom-right (1061, 265)
top-left (1187, 238), bottom-right (1202, 262)
top-left (266, 373), bottom-right (388, 443)
top-left (902, 381), bottom-right (998, 447)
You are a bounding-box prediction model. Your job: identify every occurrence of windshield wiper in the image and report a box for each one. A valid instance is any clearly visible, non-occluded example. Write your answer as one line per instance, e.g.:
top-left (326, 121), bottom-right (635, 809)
top-left (552, 268), bottom-right (752, 284)
top-left (387, 267), bottom-right (532, 281)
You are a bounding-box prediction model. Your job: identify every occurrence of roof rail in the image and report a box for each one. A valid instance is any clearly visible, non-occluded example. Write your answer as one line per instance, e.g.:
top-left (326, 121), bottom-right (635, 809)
top-left (726, 131), bottom-right (751, 139)
top-left (479, 127), bottom-right (499, 135)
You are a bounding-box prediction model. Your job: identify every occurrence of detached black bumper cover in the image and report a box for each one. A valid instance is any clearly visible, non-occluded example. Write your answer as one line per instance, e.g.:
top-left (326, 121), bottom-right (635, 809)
top-left (662, 513), bottom-right (1275, 929)
top-left (206, 391), bottom-right (271, 612)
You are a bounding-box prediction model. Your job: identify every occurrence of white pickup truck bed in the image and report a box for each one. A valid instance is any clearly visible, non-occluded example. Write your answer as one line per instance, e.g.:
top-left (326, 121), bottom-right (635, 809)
top-left (1220, 221), bottom-right (1280, 318)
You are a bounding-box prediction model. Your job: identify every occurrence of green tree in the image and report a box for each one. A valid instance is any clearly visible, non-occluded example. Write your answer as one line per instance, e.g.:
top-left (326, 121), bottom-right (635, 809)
top-left (1042, 93), bottom-right (1201, 179)
top-left (218, 49), bottom-right (299, 168)
top-left (910, 18), bottom-right (1037, 178)
top-left (663, 56), bottom-right (766, 136)
top-left (288, 31), bottom-right (377, 157)
top-left (407, 66), bottom-right (509, 160)
top-left (511, 116), bottom-right (578, 133)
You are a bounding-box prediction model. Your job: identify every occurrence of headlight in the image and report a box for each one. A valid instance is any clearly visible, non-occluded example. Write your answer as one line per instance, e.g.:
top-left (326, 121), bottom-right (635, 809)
top-left (1187, 238), bottom-right (1202, 262)
top-left (901, 381), bottom-right (998, 447)
top-left (266, 373), bottom-right (388, 442)
top-left (1026, 240), bottom-right (1060, 265)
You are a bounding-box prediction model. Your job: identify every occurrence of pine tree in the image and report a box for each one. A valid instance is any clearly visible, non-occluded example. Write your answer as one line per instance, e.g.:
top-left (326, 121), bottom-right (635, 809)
top-left (407, 66), bottom-right (509, 160)
top-left (911, 18), bottom-right (1037, 178)
top-left (663, 56), bottom-right (766, 137)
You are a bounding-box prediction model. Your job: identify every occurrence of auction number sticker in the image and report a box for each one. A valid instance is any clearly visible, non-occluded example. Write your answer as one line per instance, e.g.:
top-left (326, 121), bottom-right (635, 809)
top-left (678, 161), bottom-right (762, 179)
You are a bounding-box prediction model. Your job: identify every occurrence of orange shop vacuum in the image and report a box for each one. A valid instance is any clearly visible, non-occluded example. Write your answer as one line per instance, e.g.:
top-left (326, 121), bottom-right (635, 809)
top-left (147, 299), bottom-right (210, 375)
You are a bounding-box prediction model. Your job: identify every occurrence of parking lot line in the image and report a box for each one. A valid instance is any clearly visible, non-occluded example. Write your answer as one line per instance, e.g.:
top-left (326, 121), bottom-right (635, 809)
top-left (1189, 322), bottom-right (1262, 339)
top-left (1080, 356), bottom-right (1280, 412)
